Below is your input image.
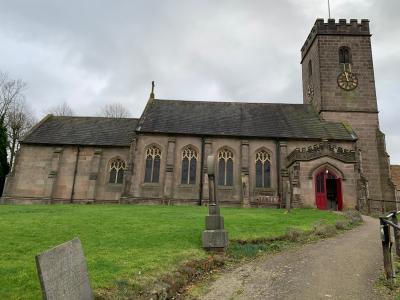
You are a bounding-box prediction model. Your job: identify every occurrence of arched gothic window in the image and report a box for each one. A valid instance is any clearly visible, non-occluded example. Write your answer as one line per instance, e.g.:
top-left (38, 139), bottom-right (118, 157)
top-left (144, 146), bottom-right (161, 183)
top-left (109, 158), bottom-right (126, 184)
top-left (181, 147), bottom-right (198, 184)
top-left (339, 47), bottom-right (351, 64)
top-left (218, 149), bottom-right (233, 186)
top-left (255, 150), bottom-right (271, 188)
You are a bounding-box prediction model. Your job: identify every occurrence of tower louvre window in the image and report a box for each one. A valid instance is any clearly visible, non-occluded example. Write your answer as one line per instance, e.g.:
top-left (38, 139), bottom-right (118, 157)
top-left (339, 47), bottom-right (351, 64)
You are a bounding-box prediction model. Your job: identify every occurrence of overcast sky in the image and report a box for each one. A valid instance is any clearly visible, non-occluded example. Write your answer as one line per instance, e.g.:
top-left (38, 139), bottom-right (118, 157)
top-left (0, 0), bottom-right (399, 163)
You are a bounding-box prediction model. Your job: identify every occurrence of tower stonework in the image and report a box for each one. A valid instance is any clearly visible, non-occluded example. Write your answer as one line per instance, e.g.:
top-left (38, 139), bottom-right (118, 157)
top-left (301, 19), bottom-right (395, 210)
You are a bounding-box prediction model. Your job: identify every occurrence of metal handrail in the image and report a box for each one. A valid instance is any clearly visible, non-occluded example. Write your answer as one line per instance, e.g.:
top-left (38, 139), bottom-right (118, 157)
top-left (383, 210), bottom-right (400, 219)
top-left (380, 218), bottom-right (400, 231)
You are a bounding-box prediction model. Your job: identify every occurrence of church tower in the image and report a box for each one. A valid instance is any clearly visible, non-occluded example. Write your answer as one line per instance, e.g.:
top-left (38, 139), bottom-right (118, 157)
top-left (300, 19), bottom-right (395, 210)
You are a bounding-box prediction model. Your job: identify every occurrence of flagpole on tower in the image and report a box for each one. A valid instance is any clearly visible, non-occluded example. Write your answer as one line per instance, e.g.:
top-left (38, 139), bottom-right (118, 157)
top-left (328, 0), bottom-right (331, 19)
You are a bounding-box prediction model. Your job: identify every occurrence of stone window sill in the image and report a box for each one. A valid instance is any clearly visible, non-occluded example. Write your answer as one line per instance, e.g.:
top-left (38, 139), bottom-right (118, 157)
top-left (254, 187), bottom-right (275, 196)
top-left (178, 184), bottom-right (196, 188)
top-left (217, 186), bottom-right (234, 191)
top-left (141, 182), bottom-right (160, 187)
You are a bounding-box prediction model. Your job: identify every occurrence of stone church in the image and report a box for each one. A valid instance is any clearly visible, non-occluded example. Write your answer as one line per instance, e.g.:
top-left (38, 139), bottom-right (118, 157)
top-left (1, 19), bottom-right (396, 211)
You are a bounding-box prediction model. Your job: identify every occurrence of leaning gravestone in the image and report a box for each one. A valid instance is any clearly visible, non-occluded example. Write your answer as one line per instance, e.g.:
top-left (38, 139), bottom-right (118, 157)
top-left (35, 238), bottom-right (93, 300)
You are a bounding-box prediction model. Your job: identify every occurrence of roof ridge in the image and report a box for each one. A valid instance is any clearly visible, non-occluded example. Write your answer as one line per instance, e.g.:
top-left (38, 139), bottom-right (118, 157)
top-left (154, 98), bottom-right (306, 106)
top-left (50, 115), bottom-right (139, 120)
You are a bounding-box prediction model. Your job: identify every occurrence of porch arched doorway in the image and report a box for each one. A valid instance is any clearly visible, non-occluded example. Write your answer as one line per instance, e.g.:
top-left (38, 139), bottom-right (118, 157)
top-left (315, 168), bottom-right (343, 211)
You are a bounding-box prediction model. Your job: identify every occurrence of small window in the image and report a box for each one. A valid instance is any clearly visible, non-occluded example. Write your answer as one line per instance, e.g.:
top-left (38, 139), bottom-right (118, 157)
top-left (181, 147), bottom-right (198, 184)
top-left (144, 145), bottom-right (161, 183)
top-left (339, 47), bottom-right (351, 64)
top-left (255, 150), bottom-right (271, 188)
top-left (109, 158), bottom-right (126, 184)
top-left (218, 149), bottom-right (234, 186)
top-left (308, 60), bottom-right (313, 78)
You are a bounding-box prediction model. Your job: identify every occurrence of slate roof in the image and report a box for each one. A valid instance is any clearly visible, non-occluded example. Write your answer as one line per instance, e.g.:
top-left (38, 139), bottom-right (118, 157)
top-left (22, 115), bottom-right (138, 146)
top-left (137, 99), bottom-right (356, 140)
top-left (391, 165), bottom-right (400, 189)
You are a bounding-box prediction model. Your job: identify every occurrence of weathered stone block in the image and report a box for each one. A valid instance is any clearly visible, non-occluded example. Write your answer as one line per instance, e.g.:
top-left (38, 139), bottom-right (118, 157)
top-left (35, 238), bottom-right (93, 300)
top-left (202, 230), bottom-right (229, 249)
top-left (205, 215), bottom-right (225, 230)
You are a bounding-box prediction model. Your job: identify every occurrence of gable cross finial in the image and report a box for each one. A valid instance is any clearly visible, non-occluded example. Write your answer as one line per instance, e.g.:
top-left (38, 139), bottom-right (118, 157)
top-left (150, 81), bottom-right (155, 99)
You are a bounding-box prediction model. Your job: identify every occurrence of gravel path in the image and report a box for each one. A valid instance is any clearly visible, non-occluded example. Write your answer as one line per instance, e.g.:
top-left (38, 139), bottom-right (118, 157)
top-left (199, 216), bottom-right (388, 300)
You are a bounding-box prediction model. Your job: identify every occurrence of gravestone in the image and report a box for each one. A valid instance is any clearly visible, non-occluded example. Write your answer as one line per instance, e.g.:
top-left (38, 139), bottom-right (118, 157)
top-left (35, 238), bottom-right (93, 300)
top-left (202, 155), bottom-right (229, 251)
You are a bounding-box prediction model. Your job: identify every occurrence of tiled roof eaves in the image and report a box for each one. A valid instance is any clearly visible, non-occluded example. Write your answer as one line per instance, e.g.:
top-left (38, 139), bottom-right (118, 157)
top-left (22, 116), bottom-right (138, 146)
top-left (136, 130), bottom-right (356, 141)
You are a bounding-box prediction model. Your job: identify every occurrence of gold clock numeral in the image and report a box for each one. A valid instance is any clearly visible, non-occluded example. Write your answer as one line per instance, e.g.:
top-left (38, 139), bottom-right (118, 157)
top-left (337, 72), bottom-right (358, 91)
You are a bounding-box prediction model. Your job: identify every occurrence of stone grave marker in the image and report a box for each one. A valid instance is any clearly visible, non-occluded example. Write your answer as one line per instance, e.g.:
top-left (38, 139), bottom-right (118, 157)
top-left (202, 155), bottom-right (229, 251)
top-left (35, 238), bottom-right (93, 300)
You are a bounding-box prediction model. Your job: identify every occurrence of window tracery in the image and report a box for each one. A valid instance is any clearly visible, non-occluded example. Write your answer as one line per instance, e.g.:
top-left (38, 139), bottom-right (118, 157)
top-left (255, 150), bottom-right (271, 188)
top-left (181, 147), bottom-right (198, 184)
top-left (109, 158), bottom-right (126, 184)
top-left (218, 149), bottom-right (233, 186)
top-left (144, 145), bottom-right (161, 183)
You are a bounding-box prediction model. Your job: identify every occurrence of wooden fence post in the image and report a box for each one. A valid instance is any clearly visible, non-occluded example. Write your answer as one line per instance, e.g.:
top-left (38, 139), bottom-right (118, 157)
top-left (391, 213), bottom-right (400, 257)
top-left (380, 218), bottom-right (395, 286)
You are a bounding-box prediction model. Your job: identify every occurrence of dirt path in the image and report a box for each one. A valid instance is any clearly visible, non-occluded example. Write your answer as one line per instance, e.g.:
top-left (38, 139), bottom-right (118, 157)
top-left (199, 216), bottom-right (388, 300)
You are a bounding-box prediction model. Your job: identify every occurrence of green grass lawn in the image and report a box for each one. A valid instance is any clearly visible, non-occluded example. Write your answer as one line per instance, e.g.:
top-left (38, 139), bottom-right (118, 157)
top-left (0, 205), bottom-right (344, 299)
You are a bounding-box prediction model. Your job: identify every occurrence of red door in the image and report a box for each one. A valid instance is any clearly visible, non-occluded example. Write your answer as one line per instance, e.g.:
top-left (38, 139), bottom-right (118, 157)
top-left (315, 170), bottom-right (343, 211)
top-left (336, 178), bottom-right (343, 211)
top-left (315, 171), bottom-right (327, 210)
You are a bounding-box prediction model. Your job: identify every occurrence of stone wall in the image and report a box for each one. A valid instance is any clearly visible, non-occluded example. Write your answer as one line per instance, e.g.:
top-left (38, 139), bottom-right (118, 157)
top-left (3, 136), bottom-right (359, 210)
top-left (287, 140), bottom-right (358, 209)
top-left (288, 156), bottom-right (357, 209)
top-left (321, 112), bottom-right (383, 202)
top-left (127, 134), bottom-right (279, 206)
top-left (301, 26), bottom-right (322, 112)
top-left (391, 165), bottom-right (400, 206)
top-left (3, 144), bottom-right (129, 203)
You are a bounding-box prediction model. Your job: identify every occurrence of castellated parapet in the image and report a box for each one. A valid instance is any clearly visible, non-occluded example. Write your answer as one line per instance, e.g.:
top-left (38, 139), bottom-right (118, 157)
top-left (287, 140), bottom-right (356, 167)
top-left (301, 18), bottom-right (370, 61)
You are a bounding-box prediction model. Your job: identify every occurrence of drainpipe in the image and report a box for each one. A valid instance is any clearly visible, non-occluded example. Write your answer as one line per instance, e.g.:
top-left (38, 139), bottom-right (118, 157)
top-left (199, 137), bottom-right (206, 205)
top-left (276, 140), bottom-right (281, 207)
top-left (70, 145), bottom-right (80, 203)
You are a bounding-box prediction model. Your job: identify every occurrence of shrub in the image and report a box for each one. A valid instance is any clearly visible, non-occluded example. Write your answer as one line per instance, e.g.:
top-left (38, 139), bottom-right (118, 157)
top-left (285, 227), bottom-right (304, 242)
top-left (335, 220), bottom-right (350, 230)
top-left (344, 209), bottom-right (363, 224)
top-left (312, 220), bottom-right (337, 237)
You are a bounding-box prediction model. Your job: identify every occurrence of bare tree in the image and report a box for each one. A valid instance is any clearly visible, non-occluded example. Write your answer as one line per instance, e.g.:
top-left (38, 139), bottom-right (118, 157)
top-left (47, 102), bottom-right (74, 116)
top-left (0, 72), bottom-right (26, 122)
top-left (7, 99), bottom-right (36, 169)
top-left (98, 103), bottom-right (131, 118)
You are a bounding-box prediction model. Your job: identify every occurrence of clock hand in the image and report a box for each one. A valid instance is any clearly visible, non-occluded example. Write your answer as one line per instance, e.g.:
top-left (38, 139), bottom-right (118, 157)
top-left (345, 72), bottom-right (349, 81)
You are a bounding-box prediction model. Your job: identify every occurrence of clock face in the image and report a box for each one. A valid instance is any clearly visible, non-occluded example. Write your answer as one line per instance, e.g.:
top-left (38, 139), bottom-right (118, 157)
top-left (337, 71), bottom-right (358, 91)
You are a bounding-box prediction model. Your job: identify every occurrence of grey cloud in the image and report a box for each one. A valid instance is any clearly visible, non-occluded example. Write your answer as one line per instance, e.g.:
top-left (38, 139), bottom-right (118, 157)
top-left (0, 0), bottom-right (399, 162)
